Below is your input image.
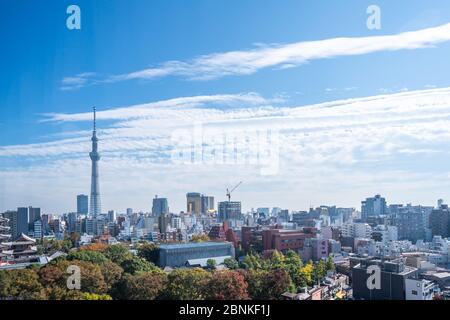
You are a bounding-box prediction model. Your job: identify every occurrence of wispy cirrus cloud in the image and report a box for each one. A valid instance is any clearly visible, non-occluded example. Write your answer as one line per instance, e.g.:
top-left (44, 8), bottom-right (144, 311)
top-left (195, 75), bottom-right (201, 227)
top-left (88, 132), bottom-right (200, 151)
top-left (43, 92), bottom-right (277, 122)
top-left (60, 72), bottom-right (99, 91)
top-left (61, 22), bottom-right (450, 90)
top-left (3, 88), bottom-right (450, 213)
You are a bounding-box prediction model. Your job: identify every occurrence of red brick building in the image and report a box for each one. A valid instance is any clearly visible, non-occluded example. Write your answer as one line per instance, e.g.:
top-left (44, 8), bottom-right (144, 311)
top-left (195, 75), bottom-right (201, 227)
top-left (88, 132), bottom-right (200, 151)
top-left (262, 227), bottom-right (317, 252)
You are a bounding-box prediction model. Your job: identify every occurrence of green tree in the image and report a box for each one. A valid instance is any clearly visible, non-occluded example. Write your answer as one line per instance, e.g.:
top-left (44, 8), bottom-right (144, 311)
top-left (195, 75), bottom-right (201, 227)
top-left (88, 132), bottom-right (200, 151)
top-left (223, 257), bottom-right (239, 270)
top-left (38, 239), bottom-right (68, 255)
top-left (314, 259), bottom-right (327, 283)
top-left (163, 268), bottom-right (211, 300)
top-left (284, 250), bottom-right (303, 280)
top-left (241, 254), bottom-right (264, 270)
top-left (61, 235), bottom-right (76, 252)
top-left (67, 250), bottom-right (109, 264)
top-left (120, 256), bottom-right (161, 275)
top-left (268, 250), bottom-right (285, 270)
top-left (206, 259), bottom-right (217, 269)
top-left (137, 242), bottom-right (160, 265)
top-left (326, 255), bottom-right (335, 272)
top-left (104, 244), bottom-right (133, 265)
top-left (244, 269), bottom-right (293, 300)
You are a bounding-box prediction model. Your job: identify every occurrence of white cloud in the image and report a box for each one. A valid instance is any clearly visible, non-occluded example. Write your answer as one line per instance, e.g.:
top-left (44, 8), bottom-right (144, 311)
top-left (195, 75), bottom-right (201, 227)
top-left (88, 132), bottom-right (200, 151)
top-left (43, 92), bottom-right (273, 123)
top-left (62, 22), bottom-right (450, 89)
top-left (3, 88), bottom-right (450, 213)
top-left (61, 72), bottom-right (98, 91)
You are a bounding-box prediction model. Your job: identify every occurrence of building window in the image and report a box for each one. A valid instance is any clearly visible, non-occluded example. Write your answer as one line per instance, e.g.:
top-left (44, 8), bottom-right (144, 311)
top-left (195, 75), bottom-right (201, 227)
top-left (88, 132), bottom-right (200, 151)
top-left (412, 290), bottom-right (418, 295)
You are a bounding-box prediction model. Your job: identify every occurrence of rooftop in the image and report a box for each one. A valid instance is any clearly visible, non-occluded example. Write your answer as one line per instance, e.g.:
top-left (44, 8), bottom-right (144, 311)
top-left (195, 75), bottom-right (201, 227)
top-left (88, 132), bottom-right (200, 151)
top-left (159, 241), bottom-right (232, 250)
top-left (186, 255), bottom-right (232, 267)
top-left (429, 272), bottom-right (450, 279)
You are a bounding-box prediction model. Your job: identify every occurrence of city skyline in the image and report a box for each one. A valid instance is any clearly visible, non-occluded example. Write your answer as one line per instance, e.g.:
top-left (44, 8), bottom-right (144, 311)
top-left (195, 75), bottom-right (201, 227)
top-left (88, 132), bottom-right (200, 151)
top-left (3, 1), bottom-right (450, 304)
top-left (2, 1), bottom-right (450, 214)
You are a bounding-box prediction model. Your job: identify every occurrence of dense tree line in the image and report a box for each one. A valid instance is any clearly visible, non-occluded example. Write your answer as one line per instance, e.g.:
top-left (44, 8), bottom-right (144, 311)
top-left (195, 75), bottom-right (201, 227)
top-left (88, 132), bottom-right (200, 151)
top-left (0, 241), bottom-right (334, 300)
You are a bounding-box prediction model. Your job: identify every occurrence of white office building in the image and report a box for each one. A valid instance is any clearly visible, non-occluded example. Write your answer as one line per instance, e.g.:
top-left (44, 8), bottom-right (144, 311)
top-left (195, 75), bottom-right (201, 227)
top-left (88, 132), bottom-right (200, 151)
top-left (405, 278), bottom-right (438, 300)
top-left (342, 222), bottom-right (372, 238)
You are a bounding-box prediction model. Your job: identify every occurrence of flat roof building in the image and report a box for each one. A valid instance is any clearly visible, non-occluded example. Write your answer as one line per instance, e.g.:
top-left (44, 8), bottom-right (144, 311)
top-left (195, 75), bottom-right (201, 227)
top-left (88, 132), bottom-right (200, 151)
top-left (262, 227), bottom-right (316, 252)
top-left (158, 241), bottom-right (235, 268)
top-left (352, 258), bottom-right (417, 300)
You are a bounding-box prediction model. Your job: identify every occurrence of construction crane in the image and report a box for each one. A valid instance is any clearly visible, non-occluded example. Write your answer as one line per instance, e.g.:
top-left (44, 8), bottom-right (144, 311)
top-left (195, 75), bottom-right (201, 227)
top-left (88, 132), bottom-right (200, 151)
top-left (226, 181), bottom-right (242, 202)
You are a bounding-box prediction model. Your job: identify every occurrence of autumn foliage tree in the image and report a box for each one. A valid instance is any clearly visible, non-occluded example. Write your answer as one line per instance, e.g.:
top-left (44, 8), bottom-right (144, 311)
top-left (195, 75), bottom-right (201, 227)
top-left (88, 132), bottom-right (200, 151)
top-left (203, 270), bottom-right (249, 300)
top-left (191, 234), bottom-right (210, 242)
top-left (0, 241), bottom-right (336, 301)
top-left (38, 259), bottom-right (108, 295)
top-left (112, 271), bottom-right (167, 300)
top-left (163, 268), bottom-right (211, 300)
top-left (0, 269), bottom-right (47, 300)
top-left (294, 260), bottom-right (315, 288)
top-left (80, 243), bottom-right (109, 252)
top-left (244, 269), bottom-right (293, 300)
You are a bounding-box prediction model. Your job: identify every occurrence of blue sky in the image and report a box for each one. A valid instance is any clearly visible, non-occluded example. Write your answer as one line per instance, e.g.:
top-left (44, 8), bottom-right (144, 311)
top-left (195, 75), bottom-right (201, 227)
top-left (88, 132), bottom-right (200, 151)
top-left (2, 0), bottom-right (450, 214)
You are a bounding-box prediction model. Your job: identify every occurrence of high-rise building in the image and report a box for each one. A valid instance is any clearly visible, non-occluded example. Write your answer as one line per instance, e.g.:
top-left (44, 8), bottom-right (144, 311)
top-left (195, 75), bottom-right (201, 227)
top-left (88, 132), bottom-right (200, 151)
top-left (171, 216), bottom-right (182, 229)
top-left (218, 201), bottom-right (241, 222)
top-left (158, 214), bottom-right (170, 234)
top-left (277, 209), bottom-right (290, 223)
top-left (89, 107), bottom-right (101, 217)
top-left (34, 220), bottom-right (43, 239)
top-left (27, 207), bottom-right (41, 232)
top-left (85, 218), bottom-right (96, 235)
top-left (186, 193), bottom-right (214, 215)
top-left (12, 208), bottom-right (29, 240)
top-left (152, 196), bottom-right (169, 217)
top-left (96, 218), bottom-right (107, 236)
top-left (52, 219), bottom-right (62, 234)
top-left (361, 195), bottom-right (387, 220)
top-left (187, 193), bottom-right (201, 215)
top-left (257, 208), bottom-right (270, 218)
top-left (77, 194), bottom-right (88, 215)
top-left (76, 219), bottom-right (84, 234)
top-left (108, 210), bottom-right (117, 223)
top-left (67, 212), bottom-right (78, 234)
top-left (41, 214), bottom-right (50, 235)
top-left (341, 222), bottom-right (372, 238)
top-left (0, 214), bottom-right (11, 244)
top-left (201, 196), bottom-right (214, 214)
top-left (429, 205), bottom-right (450, 238)
top-left (392, 204), bottom-right (431, 242)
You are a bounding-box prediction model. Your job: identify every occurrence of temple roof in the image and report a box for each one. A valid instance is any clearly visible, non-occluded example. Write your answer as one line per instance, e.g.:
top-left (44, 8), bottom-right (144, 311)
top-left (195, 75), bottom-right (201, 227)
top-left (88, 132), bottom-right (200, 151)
top-left (17, 233), bottom-right (36, 242)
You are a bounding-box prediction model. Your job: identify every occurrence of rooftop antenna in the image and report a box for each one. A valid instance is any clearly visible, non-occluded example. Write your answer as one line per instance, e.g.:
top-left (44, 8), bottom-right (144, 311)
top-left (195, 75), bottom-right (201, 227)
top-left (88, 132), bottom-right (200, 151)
top-left (93, 106), bottom-right (97, 131)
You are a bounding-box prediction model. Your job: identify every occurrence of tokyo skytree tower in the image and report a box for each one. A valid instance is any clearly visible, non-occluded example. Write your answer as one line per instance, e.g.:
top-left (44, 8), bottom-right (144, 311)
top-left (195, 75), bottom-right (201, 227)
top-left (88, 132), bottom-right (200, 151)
top-left (89, 107), bottom-right (101, 217)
